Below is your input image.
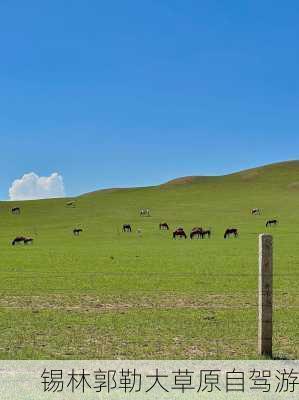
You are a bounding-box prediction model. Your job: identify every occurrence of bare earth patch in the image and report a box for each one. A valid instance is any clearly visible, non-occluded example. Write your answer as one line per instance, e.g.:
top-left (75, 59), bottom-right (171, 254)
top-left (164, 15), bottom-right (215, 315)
top-left (0, 293), bottom-right (297, 312)
top-left (288, 182), bottom-right (299, 190)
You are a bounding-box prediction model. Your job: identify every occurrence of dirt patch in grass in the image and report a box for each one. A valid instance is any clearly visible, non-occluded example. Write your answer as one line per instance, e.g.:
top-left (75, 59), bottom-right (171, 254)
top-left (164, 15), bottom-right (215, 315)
top-left (288, 182), bottom-right (299, 190)
top-left (0, 294), bottom-right (250, 311)
top-left (184, 340), bottom-right (255, 359)
top-left (0, 293), bottom-right (296, 312)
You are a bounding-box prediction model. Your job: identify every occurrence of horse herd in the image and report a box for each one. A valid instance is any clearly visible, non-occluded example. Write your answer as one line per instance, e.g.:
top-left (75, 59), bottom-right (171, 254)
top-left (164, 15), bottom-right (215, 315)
top-left (121, 208), bottom-right (279, 240)
top-left (122, 223), bottom-right (237, 239)
top-left (9, 205), bottom-right (279, 245)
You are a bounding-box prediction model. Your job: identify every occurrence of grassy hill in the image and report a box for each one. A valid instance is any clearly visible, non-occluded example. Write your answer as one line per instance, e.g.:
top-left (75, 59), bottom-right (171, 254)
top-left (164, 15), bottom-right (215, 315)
top-left (0, 161), bottom-right (298, 359)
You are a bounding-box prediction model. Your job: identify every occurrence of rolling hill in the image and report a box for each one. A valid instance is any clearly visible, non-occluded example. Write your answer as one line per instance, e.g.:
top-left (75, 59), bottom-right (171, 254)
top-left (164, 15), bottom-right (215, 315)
top-left (0, 161), bottom-right (298, 359)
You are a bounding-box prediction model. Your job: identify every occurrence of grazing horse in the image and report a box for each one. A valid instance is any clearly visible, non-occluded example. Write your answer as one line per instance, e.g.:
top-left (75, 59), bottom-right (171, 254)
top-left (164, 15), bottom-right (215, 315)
top-left (12, 236), bottom-right (26, 245)
top-left (190, 227), bottom-right (203, 239)
top-left (200, 229), bottom-right (211, 239)
top-left (159, 222), bottom-right (169, 230)
top-left (11, 207), bottom-right (21, 215)
top-left (173, 228), bottom-right (187, 239)
top-left (224, 228), bottom-right (238, 239)
top-left (123, 224), bottom-right (132, 233)
top-left (252, 208), bottom-right (261, 215)
top-left (73, 228), bottom-right (83, 236)
top-left (66, 201), bottom-right (76, 207)
top-left (12, 236), bottom-right (34, 245)
top-left (140, 209), bottom-right (150, 217)
top-left (266, 219), bottom-right (278, 227)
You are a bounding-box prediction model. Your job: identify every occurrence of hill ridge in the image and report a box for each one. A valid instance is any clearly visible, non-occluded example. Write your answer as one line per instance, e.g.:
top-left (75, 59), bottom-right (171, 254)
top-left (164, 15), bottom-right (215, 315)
top-left (84, 160), bottom-right (299, 194)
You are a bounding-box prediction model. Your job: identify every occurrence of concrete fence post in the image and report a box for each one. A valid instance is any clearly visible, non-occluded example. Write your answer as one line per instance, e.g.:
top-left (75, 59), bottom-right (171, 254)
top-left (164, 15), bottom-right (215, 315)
top-left (258, 234), bottom-right (273, 357)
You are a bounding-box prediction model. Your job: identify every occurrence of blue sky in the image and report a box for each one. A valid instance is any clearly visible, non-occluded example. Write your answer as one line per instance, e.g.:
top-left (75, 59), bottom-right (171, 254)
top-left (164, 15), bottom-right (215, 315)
top-left (0, 1), bottom-right (299, 199)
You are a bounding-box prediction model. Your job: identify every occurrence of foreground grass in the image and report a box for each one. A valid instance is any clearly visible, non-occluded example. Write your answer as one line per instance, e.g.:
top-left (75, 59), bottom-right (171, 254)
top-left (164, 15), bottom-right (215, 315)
top-left (0, 161), bottom-right (298, 359)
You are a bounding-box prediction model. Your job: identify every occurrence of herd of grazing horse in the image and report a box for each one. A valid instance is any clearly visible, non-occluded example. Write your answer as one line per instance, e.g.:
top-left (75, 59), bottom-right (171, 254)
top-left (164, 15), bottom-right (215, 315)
top-left (9, 205), bottom-right (279, 245)
top-left (170, 226), bottom-right (231, 240)
top-left (121, 224), bottom-right (239, 240)
top-left (122, 208), bottom-right (279, 240)
top-left (122, 208), bottom-right (278, 240)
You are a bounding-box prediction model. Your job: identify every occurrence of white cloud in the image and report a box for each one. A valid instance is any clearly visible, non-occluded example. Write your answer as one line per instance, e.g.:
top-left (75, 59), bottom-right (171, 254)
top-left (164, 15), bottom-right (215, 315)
top-left (9, 172), bottom-right (65, 201)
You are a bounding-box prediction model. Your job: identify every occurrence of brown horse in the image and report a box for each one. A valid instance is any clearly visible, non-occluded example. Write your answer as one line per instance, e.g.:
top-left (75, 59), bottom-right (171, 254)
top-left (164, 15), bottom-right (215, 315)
top-left (190, 227), bottom-right (203, 239)
top-left (123, 224), bottom-right (132, 233)
top-left (266, 219), bottom-right (278, 227)
top-left (200, 229), bottom-right (211, 239)
top-left (224, 228), bottom-right (238, 239)
top-left (173, 228), bottom-right (187, 239)
top-left (12, 236), bottom-right (26, 245)
top-left (11, 207), bottom-right (21, 215)
top-left (159, 222), bottom-right (169, 230)
top-left (12, 236), bottom-right (33, 245)
top-left (73, 228), bottom-right (83, 236)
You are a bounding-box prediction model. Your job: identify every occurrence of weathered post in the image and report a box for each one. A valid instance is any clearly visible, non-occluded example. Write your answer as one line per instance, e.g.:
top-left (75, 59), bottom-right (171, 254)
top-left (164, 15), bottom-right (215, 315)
top-left (258, 234), bottom-right (273, 357)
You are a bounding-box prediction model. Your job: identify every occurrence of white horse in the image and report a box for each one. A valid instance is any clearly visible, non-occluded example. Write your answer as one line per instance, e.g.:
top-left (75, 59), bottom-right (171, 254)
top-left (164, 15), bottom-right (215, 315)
top-left (251, 208), bottom-right (261, 215)
top-left (140, 209), bottom-right (150, 217)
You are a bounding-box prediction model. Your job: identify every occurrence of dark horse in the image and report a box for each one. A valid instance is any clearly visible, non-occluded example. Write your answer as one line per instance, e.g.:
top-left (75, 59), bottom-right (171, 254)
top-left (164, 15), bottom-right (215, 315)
top-left (190, 227), bottom-right (203, 239)
top-left (73, 228), bottom-right (83, 236)
top-left (11, 207), bottom-right (21, 215)
top-left (200, 229), bottom-right (211, 239)
top-left (224, 228), bottom-right (238, 239)
top-left (123, 224), bottom-right (132, 233)
top-left (159, 222), bottom-right (169, 230)
top-left (12, 236), bottom-right (26, 245)
top-left (266, 219), bottom-right (278, 227)
top-left (173, 228), bottom-right (187, 239)
top-left (12, 236), bottom-right (33, 245)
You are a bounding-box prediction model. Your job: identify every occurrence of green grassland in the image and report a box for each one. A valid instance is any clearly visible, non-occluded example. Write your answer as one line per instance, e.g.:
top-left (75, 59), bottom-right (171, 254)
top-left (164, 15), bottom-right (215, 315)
top-left (0, 161), bottom-right (299, 359)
